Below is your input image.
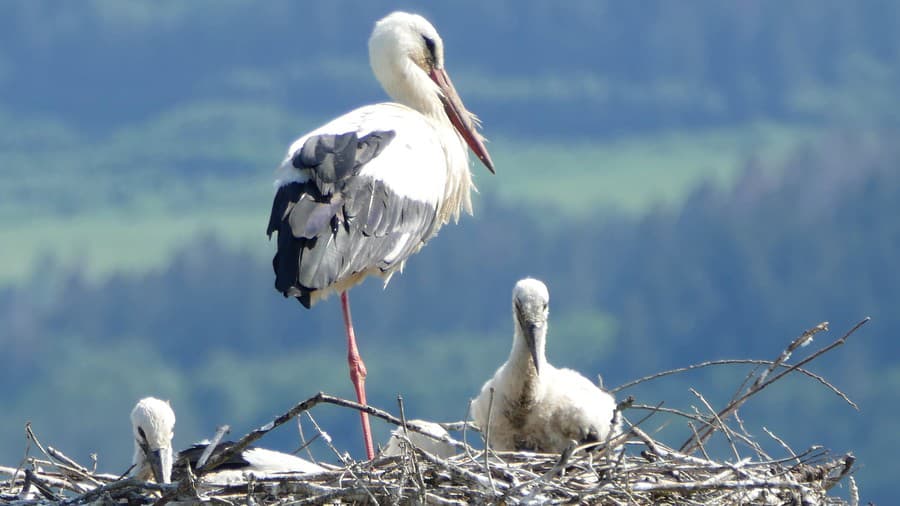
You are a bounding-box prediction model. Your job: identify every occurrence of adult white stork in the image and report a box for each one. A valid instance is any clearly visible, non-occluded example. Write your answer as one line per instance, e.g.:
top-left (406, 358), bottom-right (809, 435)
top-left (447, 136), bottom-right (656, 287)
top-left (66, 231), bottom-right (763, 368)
top-left (131, 397), bottom-right (176, 484)
top-left (267, 11), bottom-right (494, 460)
top-left (471, 279), bottom-right (621, 453)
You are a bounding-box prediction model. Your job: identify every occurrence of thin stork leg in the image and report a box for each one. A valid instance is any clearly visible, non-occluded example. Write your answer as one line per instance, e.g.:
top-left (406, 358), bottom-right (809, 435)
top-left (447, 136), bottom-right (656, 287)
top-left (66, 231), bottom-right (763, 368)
top-left (340, 291), bottom-right (375, 460)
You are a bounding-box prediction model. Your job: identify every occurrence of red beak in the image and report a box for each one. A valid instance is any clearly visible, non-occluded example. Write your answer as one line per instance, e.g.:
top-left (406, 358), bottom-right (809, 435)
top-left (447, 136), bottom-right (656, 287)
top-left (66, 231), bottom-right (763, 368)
top-left (429, 67), bottom-right (495, 173)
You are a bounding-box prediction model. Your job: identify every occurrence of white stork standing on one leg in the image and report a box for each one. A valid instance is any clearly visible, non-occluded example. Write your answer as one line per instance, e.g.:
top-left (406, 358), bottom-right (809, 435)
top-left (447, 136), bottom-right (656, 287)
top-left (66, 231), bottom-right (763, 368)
top-left (266, 11), bottom-right (495, 460)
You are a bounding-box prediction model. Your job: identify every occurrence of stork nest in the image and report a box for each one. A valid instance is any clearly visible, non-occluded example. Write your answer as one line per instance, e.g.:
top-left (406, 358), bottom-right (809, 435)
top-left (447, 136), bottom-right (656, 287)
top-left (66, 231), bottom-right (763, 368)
top-left (0, 319), bottom-right (867, 505)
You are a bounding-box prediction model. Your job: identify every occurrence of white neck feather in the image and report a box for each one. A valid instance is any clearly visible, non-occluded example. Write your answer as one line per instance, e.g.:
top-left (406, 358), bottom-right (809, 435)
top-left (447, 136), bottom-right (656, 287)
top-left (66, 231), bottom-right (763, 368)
top-left (512, 327), bottom-right (547, 370)
top-left (500, 326), bottom-right (545, 405)
top-left (379, 63), bottom-right (474, 225)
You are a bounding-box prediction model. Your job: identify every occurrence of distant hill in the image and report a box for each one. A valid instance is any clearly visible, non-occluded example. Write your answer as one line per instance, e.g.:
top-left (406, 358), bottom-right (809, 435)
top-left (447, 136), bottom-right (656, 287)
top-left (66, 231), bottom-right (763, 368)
top-left (1, 1), bottom-right (898, 138)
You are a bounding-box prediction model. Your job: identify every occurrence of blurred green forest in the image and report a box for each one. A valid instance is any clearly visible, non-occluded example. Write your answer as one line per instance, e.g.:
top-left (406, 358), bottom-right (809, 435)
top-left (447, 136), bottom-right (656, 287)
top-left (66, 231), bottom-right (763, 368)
top-left (1, 1), bottom-right (898, 503)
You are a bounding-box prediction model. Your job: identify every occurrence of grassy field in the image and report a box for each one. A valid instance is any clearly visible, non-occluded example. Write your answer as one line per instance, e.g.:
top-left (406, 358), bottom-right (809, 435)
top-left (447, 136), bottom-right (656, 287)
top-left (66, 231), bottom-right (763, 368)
top-left (481, 122), bottom-right (816, 215)
top-left (0, 121), bottom-right (819, 284)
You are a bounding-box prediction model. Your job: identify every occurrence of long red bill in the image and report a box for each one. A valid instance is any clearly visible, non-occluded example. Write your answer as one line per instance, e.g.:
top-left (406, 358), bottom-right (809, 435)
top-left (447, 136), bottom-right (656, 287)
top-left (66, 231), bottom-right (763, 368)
top-left (429, 67), bottom-right (495, 173)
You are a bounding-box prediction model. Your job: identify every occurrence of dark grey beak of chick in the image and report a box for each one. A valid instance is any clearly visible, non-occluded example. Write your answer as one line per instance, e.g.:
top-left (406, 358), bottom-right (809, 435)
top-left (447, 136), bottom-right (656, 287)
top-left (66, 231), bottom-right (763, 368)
top-left (526, 323), bottom-right (542, 375)
top-left (517, 310), bottom-right (542, 375)
top-left (148, 447), bottom-right (172, 484)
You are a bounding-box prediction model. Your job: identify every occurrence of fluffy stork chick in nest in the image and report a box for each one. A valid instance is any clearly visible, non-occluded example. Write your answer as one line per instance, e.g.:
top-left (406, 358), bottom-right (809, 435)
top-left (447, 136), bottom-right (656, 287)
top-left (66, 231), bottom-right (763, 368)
top-left (471, 278), bottom-right (621, 452)
top-left (131, 397), bottom-right (176, 484)
top-left (382, 419), bottom-right (456, 458)
top-left (131, 397), bottom-right (325, 487)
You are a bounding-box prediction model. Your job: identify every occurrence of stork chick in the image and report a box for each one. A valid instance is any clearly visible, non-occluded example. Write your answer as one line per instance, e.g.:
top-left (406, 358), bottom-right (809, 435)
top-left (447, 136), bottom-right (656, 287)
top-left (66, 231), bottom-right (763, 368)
top-left (471, 279), bottom-right (620, 452)
top-left (175, 441), bottom-right (325, 485)
top-left (382, 419), bottom-right (456, 458)
top-left (131, 397), bottom-right (324, 486)
top-left (131, 397), bottom-right (175, 484)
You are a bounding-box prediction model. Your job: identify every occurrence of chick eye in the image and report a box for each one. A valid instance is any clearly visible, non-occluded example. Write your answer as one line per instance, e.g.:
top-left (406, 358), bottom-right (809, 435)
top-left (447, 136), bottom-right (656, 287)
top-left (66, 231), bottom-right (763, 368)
top-left (136, 426), bottom-right (152, 456)
top-left (542, 303), bottom-right (548, 311)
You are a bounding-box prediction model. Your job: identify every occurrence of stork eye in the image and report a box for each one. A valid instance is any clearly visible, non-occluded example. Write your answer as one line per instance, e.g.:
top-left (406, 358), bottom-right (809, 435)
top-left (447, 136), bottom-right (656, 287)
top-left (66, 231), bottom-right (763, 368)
top-left (542, 303), bottom-right (548, 311)
top-left (422, 35), bottom-right (437, 62)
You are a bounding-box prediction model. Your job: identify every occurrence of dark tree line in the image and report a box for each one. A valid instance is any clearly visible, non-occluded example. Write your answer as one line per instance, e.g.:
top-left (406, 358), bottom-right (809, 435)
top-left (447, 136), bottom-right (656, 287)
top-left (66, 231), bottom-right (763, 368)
top-left (5, 131), bottom-right (896, 370)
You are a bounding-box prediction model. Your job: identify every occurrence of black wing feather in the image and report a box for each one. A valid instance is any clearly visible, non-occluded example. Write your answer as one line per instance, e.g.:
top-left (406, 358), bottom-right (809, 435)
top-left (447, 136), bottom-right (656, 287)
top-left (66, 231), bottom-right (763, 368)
top-left (268, 130), bottom-right (438, 307)
top-left (173, 441), bottom-right (251, 480)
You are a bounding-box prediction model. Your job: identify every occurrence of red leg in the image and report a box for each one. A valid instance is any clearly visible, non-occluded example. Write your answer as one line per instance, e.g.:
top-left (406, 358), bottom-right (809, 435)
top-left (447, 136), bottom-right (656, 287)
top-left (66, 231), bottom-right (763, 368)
top-left (340, 291), bottom-right (375, 460)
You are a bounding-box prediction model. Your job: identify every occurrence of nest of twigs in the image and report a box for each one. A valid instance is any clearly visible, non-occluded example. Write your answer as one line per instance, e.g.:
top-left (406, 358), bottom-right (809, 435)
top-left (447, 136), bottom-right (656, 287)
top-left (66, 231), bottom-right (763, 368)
top-left (0, 319), bottom-right (867, 505)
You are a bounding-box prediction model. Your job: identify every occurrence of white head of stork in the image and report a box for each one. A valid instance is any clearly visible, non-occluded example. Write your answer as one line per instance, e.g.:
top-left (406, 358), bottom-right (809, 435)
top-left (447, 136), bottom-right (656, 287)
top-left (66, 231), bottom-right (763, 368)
top-left (267, 11), bottom-right (494, 460)
top-left (131, 397), bottom-right (175, 484)
top-left (471, 279), bottom-right (621, 453)
top-left (368, 11), bottom-right (494, 183)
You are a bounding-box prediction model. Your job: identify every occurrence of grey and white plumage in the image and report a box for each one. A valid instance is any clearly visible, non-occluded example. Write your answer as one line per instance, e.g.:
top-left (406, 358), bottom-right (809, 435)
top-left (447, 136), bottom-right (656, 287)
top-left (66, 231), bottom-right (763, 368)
top-left (382, 419), bottom-right (456, 458)
top-left (130, 397), bottom-right (324, 486)
top-left (175, 441), bottom-right (325, 483)
top-left (267, 11), bottom-right (494, 308)
top-left (471, 279), bottom-right (621, 452)
top-left (131, 397), bottom-right (176, 484)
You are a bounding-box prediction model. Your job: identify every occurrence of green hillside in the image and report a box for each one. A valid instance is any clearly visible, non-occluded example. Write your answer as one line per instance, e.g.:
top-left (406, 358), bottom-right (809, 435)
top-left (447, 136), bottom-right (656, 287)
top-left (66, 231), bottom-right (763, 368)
top-left (0, 103), bottom-right (817, 283)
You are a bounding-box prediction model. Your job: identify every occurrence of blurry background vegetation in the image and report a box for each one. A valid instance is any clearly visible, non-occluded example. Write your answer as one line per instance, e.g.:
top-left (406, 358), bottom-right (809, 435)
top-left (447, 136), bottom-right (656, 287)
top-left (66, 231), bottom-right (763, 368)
top-left (1, 1), bottom-right (898, 502)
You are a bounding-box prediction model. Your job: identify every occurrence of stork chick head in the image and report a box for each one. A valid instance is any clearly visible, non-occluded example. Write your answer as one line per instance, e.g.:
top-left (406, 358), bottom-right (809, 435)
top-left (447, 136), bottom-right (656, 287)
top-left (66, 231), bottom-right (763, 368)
top-left (513, 278), bottom-right (550, 374)
top-left (131, 397), bottom-right (175, 484)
